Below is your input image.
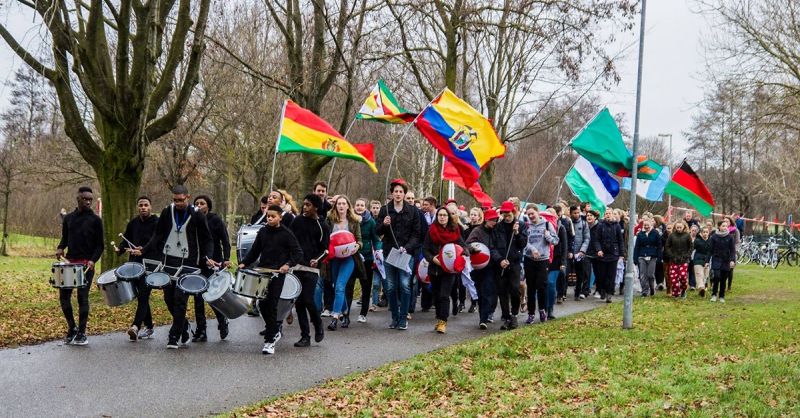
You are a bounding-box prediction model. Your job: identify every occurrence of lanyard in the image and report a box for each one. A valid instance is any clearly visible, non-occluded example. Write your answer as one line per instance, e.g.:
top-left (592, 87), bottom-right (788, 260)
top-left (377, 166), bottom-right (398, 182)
top-left (174, 206), bottom-right (190, 232)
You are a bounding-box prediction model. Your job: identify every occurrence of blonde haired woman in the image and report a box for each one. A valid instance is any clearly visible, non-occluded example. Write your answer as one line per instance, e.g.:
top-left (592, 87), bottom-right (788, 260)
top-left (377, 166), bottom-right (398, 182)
top-left (325, 195), bottom-right (363, 330)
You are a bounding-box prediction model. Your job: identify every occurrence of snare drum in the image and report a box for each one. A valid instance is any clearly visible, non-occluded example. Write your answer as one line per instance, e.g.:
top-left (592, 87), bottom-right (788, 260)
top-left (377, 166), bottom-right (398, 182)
top-left (145, 272), bottom-right (171, 289)
top-left (203, 271), bottom-right (249, 319)
top-left (276, 273), bottom-right (302, 321)
top-left (233, 268), bottom-right (270, 299)
top-left (177, 274), bottom-right (209, 295)
top-left (50, 262), bottom-right (87, 288)
top-left (114, 262), bottom-right (145, 282)
top-left (96, 270), bottom-right (137, 306)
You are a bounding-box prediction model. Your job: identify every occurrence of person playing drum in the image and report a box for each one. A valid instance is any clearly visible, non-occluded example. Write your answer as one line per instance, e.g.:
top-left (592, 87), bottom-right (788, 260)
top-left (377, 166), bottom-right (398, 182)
top-left (118, 196), bottom-right (159, 341)
top-left (132, 185), bottom-right (215, 349)
top-left (238, 204), bottom-right (303, 355)
top-left (56, 186), bottom-right (104, 346)
top-left (191, 195), bottom-right (232, 341)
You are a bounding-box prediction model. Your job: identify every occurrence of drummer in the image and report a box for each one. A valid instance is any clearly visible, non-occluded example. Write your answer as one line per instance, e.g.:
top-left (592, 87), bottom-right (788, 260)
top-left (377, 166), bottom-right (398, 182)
top-left (133, 185), bottom-right (214, 349)
top-left (250, 195), bottom-right (269, 225)
top-left (55, 186), bottom-right (104, 346)
top-left (238, 204), bottom-right (303, 355)
top-left (191, 195), bottom-right (232, 341)
top-left (118, 196), bottom-right (159, 341)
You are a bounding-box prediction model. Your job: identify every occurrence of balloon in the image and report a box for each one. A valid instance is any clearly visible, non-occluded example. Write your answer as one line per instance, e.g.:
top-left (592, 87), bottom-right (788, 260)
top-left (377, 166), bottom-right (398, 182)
top-left (437, 243), bottom-right (466, 273)
top-left (329, 230), bottom-right (358, 259)
top-left (468, 242), bottom-right (491, 270)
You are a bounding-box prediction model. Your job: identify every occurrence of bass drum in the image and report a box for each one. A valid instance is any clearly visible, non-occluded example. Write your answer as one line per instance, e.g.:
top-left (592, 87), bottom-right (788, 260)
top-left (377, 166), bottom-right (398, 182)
top-left (276, 273), bottom-right (302, 322)
top-left (236, 224), bottom-right (263, 265)
top-left (96, 270), bottom-right (137, 306)
top-left (203, 271), bottom-right (249, 319)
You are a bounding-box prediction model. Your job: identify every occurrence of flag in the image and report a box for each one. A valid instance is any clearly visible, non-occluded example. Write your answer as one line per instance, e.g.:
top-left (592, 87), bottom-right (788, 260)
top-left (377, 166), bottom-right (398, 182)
top-left (620, 166), bottom-right (671, 201)
top-left (664, 161), bottom-right (714, 216)
top-left (277, 100), bottom-right (377, 172)
top-left (564, 156), bottom-right (620, 216)
top-left (570, 108), bottom-right (663, 180)
top-left (415, 88), bottom-right (506, 187)
top-left (442, 158), bottom-right (493, 207)
top-left (356, 80), bottom-right (417, 124)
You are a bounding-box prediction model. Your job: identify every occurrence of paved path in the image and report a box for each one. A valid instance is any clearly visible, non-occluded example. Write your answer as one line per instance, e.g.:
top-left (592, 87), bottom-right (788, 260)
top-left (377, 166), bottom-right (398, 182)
top-left (0, 297), bottom-right (603, 417)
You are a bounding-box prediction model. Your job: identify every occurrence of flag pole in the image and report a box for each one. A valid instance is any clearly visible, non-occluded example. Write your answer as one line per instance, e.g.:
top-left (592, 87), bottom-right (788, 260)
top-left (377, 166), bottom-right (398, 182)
top-left (269, 100), bottom-right (288, 193)
top-left (524, 142), bottom-right (570, 203)
top-left (326, 117), bottom-right (358, 187)
top-left (623, 0), bottom-right (647, 330)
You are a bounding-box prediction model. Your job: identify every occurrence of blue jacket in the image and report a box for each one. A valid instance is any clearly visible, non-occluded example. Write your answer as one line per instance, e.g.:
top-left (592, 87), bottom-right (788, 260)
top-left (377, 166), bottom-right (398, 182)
top-left (633, 229), bottom-right (662, 261)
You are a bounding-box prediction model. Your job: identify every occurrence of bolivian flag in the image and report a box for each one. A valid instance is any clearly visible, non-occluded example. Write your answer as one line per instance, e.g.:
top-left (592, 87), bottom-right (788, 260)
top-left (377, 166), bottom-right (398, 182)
top-left (277, 100), bottom-right (377, 172)
top-left (356, 80), bottom-right (417, 124)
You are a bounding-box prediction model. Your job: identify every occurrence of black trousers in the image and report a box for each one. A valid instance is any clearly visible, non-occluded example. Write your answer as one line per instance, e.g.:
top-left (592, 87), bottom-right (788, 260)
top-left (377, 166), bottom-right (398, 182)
top-left (472, 266), bottom-right (496, 324)
top-left (59, 270), bottom-right (95, 333)
top-left (524, 258), bottom-right (548, 313)
top-left (496, 262), bottom-right (521, 320)
top-left (430, 271), bottom-right (456, 321)
top-left (258, 274), bottom-right (285, 343)
top-left (132, 278), bottom-right (153, 329)
top-left (420, 281), bottom-right (434, 310)
top-left (655, 260), bottom-right (665, 286)
top-left (591, 259), bottom-right (617, 296)
top-left (557, 267), bottom-right (567, 298)
top-left (573, 257), bottom-right (590, 297)
top-left (295, 271), bottom-right (322, 340)
top-left (712, 269), bottom-right (730, 298)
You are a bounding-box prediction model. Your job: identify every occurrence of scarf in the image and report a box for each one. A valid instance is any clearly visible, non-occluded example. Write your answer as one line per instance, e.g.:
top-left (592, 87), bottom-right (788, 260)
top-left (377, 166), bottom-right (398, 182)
top-left (715, 228), bottom-right (730, 237)
top-left (429, 222), bottom-right (462, 245)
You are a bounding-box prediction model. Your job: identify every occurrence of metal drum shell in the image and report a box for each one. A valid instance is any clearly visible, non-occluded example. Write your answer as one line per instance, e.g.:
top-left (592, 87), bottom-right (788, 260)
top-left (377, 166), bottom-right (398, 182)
top-left (236, 224), bottom-right (263, 265)
top-left (233, 269), bottom-right (271, 299)
top-left (50, 263), bottom-right (87, 288)
top-left (203, 271), bottom-right (248, 319)
top-left (114, 262), bottom-right (146, 282)
top-left (276, 273), bottom-right (302, 322)
top-left (96, 270), bottom-right (137, 306)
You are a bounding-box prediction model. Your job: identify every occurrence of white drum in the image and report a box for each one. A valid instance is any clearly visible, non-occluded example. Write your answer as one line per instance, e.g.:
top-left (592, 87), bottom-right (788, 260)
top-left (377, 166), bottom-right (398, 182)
top-left (50, 263), bottom-right (87, 288)
top-left (233, 268), bottom-right (270, 299)
top-left (96, 270), bottom-right (137, 306)
top-left (203, 271), bottom-right (249, 319)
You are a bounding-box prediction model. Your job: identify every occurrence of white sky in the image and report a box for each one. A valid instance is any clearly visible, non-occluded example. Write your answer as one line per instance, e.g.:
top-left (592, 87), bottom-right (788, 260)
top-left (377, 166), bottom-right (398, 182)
top-left (0, 1), bottom-right (704, 155)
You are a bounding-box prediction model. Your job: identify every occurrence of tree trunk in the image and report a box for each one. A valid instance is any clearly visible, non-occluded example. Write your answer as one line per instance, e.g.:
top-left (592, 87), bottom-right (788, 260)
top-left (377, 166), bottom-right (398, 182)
top-left (97, 150), bottom-right (143, 270)
top-left (1, 187), bottom-right (10, 256)
top-left (300, 154), bottom-right (331, 193)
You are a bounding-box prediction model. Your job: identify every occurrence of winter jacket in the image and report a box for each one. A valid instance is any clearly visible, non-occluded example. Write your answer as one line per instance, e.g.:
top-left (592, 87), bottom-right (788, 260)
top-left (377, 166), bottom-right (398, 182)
top-left (494, 219), bottom-right (528, 263)
top-left (524, 219), bottom-right (557, 261)
top-left (549, 223), bottom-right (569, 272)
top-left (467, 224), bottom-right (504, 265)
top-left (572, 217), bottom-right (590, 254)
top-left (560, 216), bottom-right (575, 255)
top-left (58, 208), bottom-right (104, 263)
top-left (692, 236), bottom-right (711, 266)
top-left (587, 222), bottom-right (600, 258)
top-left (375, 202), bottom-right (422, 257)
top-left (240, 224), bottom-right (303, 269)
top-left (290, 215), bottom-right (330, 265)
top-left (206, 212), bottom-right (232, 263)
top-left (633, 229), bottom-right (662, 261)
top-left (709, 230), bottom-right (736, 271)
top-left (665, 230), bottom-right (693, 264)
top-left (358, 211), bottom-right (381, 261)
top-left (422, 228), bottom-right (467, 277)
top-left (591, 220), bottom-right (625, 261)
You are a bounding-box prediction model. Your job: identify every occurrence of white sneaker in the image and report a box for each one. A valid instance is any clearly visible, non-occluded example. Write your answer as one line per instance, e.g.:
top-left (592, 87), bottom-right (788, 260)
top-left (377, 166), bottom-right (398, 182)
top-left (710, 296), bottom-right (717, 302)
top-left (127, 325), bottom-right (138, 341)
top-left (138, 328), bottom-right (154, 339)
top-left (719, 298), bottom-right (725, 303)
top-left (320, 310), bottom-right (332, 317)
top-left (593, 293), bottom-right (602, 299)
top-left (357, 315), bottom-right (367, 323)
top-left (262, 342), bottom-right (275, 355)
top-left (579, 294), bottom-right (586, 300)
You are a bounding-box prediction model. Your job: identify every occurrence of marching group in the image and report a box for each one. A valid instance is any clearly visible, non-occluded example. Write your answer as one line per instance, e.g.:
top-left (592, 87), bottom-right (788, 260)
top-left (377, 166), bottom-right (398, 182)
top-left (54, 179), bottom-right (741, 355)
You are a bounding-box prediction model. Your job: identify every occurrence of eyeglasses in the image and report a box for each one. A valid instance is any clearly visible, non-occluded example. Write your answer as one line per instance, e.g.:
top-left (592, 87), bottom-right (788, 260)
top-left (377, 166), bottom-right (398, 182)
top-left (173, 198), bottom-right (186, 203)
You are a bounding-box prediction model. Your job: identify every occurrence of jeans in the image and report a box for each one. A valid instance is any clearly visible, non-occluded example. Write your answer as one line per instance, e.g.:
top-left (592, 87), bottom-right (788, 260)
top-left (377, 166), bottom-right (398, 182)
top-left (496, 263), bottom-right (521, 320)
top-left (637, 257), bottom-right (657, 296)
top-left (58, 269), bottom-right (95, 333)
top-left (385, 257), bottom-right (413, 326)
top-left (430, 271), bottom-right (456, 321)
top-left (371, 268), bottom-right (385, 305)
top-left (295, 271), bottom-right (322, 339)
top-left (314, 276), bottom-right (324, 312)
top-left (524, 258), bottom-right (548, 313)
top-left (330, 257), bottom-right (354, 316)
top-left (472, 266), bottom-right (497, 324)
top-left (258, 274), bottom-right (285, 343)
top-left (546, 270), bottom-right (559, 314)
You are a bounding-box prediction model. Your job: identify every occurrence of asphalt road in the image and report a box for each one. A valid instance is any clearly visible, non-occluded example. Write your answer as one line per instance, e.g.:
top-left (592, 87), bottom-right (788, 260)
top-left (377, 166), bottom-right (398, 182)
top-left (0, 297), bottom-right (602, 418)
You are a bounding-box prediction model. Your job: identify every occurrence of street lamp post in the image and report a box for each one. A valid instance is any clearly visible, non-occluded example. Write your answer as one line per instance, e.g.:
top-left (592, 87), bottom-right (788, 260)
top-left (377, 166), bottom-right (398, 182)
top-left (658, 133), bottom-right (673, 213)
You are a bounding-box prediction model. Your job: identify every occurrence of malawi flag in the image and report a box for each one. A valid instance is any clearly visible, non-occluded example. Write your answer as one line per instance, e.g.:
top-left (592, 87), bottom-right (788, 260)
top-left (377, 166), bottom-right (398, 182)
top-left (356, 80), bottom-right (417, 124)
top-left (277, 100), bottom-right (377, 172)
top-left (664, 160), bottom-right (714, 216)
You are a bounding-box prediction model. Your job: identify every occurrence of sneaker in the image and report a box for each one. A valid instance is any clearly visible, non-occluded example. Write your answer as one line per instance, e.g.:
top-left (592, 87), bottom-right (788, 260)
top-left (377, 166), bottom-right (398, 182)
top-left (548, 313), bottom-right (557, 320)
top-left (690, 286), bottom-right (696, 291)
top-left (579, 294), bottom-right (586, 300)
top-left (719, 298), bottom-right (725, 303)
top-left (699, 288), bottom-right (706, 298)
top-left (356, 300), bottom-right (362, 306)
top-left (500, 320), bottom-right (510, 330)
top-left (398, 321), bottom-right (408, 330)
top-left (605, 296), bottom-right (612, 303)
top-left (218, 319), bottom-right (229, 340)
top-left (314, 327), bottom-right (324, 343)
top-left (435, 320), bottom-right (446, 334)
top-left (479, 322), bottom-right (488, 330)
top-left (64, 328), bottom-right (78, 345)
top-left (710, 295), bottom-right (717, 302)
top-left (166, 339), bottom-right (179, 349)
top-left (657, 284), bottom-right (665, 291)
top-left (294, 337), bottom-right (310, 347)
top-left (509, 316), bottom-right (518, 329)
top-left (327, 317), bottom-right (338, 331)
top-left (181, 322), bottom-right (190, 344)
top-left (388, 319), bottom-right (398, 329)
top-left (72, 332), bottom-right (88, 346)
top-left (539, 310), bottom-right (547, 323)
top-left (452, 304), bottom-right (459, 316)
top-left (340, 315), bottom-right (350, 328)
top-left (138, 328), bottom-right (154, 339)
top-left (593, 293), bottom-right (602, 299)
top-left (259, 329), bottom-right (267, 336)
top-left (369, 304), bottom-right (377, 312)
top-left (407, 313), bottom-right (412, 320)
top-left (127, 325), bottom-right (139, 341)
top-left (262, 341), bottom-right (275, 355)
top-left (487, 314), bottom-right (494, 323)
top-left (458, 303), bottom-right (465, 313)
top-left (525, 314), bottom-right (535, 325)
top-left (468, 300), bottom-right (477, 313)
top-left (556, 298), bottom-right (563, 305)
top-left (320, 310), bottom-right (332, 317)
top-left (681, 293), bottom-right (687, 301)
top-left (641, 293), bottom-right (648, 297)
top-left (273, 331), bottom-right (282, 344)
top-left (357, 315), bottom-right (367, 323)
top-left (191, 329), bottom-right (207, 342)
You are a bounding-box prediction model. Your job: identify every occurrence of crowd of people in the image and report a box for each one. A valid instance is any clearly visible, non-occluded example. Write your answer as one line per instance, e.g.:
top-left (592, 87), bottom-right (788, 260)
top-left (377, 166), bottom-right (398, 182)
top-left (54, 180), bottom-right (742, 354)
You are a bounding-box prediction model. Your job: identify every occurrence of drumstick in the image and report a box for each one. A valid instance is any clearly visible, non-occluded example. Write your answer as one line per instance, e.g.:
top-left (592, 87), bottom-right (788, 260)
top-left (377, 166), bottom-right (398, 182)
top-left (118, 233), bottom-right (135, 248)
top-left (110, 240), bottom-right (120, 252)
top-left (313, 250), bottom-right (329, 264)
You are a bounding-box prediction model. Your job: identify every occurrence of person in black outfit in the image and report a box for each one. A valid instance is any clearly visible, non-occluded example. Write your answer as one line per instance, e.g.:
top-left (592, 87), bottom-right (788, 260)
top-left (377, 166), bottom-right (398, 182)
top-left (591, 210), bottom-right (626, 303)
top-left (494, 201), bottom-right (527, 330)
top-left (56, 186), bottom-right (104, 346)
top-left (313, 181), bottom-right (333, 222)
top-left (423, 207), bottom-right (466, 334)
top-left (134, 185), bottom-right (214, 349)
top-left (191, 195), bottom-right (232, 341)
top-left (239, 205), bottom-right (303, 355)
top-left (250, 195), bottom-right (270, 225)
top-left (118, 196), bottom-right (159, 341)
top-left (289, 194), bottom-right (329, 347)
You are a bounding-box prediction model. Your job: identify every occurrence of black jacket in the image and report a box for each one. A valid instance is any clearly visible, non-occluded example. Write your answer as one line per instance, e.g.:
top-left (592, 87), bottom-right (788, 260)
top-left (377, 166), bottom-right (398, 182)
top-left (549, 223), bottom-right (569, 271)
top-left (692, 236), bottom-right (711, 266)
top-left (466, 224), bottom-right (504, 265)
top-left (494, 219), bottom-right (528, 263)
top-left (240, 224), bottom-right (303, 269)
top-left (207, 212), bottom-right (231, 262)
top-left (709, 231), bottom-right (736, 271)
top-left (592, 220), bottom-right (625, 261)
top-left (561, 216), bottom-right (575, 255)
top-left (118, 214), bottom-right (159, 262)
top-left (423, 227), bottom-right (467, 277)
top-left (58, 208), bottom-right (104, 262)
top-left (290, 215), bottom-right (330, 265)
top-left (142, 205), bottom-right (213, 266)
top-left (665, 231), bottom-right (693, 264)
top-left (633, 229), bottom-right (662, 261)
top-left (250, 210), bottom-right (294, 227)
top-left (375, 202), bottom-right (422, 257)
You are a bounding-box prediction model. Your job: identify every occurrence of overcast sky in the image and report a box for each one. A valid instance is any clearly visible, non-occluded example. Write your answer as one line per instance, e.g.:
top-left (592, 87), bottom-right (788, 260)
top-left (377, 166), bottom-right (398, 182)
top-left (0, 1), bottom-right (705, 159)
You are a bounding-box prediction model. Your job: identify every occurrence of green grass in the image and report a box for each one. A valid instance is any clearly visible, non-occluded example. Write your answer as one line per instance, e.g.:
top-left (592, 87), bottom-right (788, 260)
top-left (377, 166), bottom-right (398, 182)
top-left (228, 265), bottom-right (800, 417)
top-left (2, 233), bottom-right (59, 257)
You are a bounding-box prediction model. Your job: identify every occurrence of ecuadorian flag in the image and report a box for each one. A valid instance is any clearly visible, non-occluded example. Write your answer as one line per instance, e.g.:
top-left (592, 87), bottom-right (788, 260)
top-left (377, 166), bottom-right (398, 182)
top-left (277, 100), bottom-right (377, 172)
top-left (414, 89), bottom-right (505, 187)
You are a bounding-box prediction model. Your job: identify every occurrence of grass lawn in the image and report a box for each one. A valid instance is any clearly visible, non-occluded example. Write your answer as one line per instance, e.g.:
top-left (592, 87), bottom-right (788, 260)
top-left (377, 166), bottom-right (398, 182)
top-left (2, 233), bottom-right (60, 257)
top-left (229, 265), bottom-right (800, 417)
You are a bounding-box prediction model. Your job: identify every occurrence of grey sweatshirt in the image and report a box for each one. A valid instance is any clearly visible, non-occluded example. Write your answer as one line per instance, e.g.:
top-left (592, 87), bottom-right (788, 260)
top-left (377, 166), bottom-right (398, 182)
top-left (524, 219), bottom-right (558, 261)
